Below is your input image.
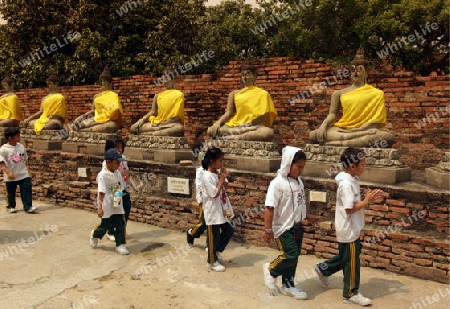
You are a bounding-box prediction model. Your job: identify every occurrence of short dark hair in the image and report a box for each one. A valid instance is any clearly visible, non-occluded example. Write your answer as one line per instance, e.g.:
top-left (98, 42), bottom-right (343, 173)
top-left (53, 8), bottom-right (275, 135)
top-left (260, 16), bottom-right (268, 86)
top-left (340, 147), bottom-right (365, 169)
top-left (292, 150), bottom-right (306, 164)
top-left (204, 147), bottom-right (224, 166)
top-left (105, 139), bottom-right (115, 152)
top-left (115, 139), bottom-right (126, 151)
top-left (4, 127), bottom-right (20, 140)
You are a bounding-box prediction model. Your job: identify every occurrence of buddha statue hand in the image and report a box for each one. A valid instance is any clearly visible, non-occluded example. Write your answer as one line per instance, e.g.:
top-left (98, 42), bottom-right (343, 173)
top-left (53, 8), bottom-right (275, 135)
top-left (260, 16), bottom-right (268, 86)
top-left (208, 124), bottom-right (220, 137)
top-left (315, 127), bottom-right (327, 143)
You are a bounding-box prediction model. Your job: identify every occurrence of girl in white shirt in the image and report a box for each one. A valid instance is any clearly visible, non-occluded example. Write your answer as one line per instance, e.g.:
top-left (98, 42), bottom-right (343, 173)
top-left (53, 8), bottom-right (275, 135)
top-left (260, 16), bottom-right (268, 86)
top-left (202, 147), bottom-right (234, 272)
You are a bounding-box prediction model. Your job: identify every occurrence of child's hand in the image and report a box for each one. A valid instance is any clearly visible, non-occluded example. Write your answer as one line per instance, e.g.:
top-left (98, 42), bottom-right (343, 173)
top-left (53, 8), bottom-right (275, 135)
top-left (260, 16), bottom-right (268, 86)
top-left (97, 207), bottom-right (103, 218)
top-left (263, 231), bottom-right (273, 244)
top-left (219, 168), bottom-right (229, 180)
top-left (7, 172), bottom-right (15, 180)
top-left (364, 188), bottom-right (384, 204)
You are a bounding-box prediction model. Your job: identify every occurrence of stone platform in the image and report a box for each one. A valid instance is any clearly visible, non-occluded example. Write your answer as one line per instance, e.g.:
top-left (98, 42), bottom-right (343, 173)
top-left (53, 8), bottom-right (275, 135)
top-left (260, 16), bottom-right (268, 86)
top-left (425, 152), bottom-right (450, 190)
top-left (201, 139), bottom-right (281, 173)
top-left (21, 128), bottom-right (67, 150)
top-left (125, 135), bottom-right (193, 163)
top-left (61, 131), bottom-right (121, 156)
top-left (303, 144), bottom-right (411, 184)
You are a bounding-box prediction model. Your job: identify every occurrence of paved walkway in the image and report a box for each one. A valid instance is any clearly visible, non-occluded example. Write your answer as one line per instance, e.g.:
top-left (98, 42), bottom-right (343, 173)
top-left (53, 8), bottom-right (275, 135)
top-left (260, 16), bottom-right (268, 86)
top-left (0, 200), bottom-right (449, 309)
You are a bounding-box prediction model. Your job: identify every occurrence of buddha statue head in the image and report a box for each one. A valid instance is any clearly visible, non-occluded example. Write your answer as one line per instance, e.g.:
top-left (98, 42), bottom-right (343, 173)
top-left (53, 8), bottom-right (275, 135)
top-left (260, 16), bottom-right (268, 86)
top-left (240, 64), bottom-right (257, 87)
top-left (350, 48), bottom-right (368, 85)
top-left (46, 73), bottom-right (60, 92)
top-left (162, 66), bottom-right (176, 89)
top-left (2, 74), bottom-right (14, 92)
top-left (99, 65), bottom-right (113, 91)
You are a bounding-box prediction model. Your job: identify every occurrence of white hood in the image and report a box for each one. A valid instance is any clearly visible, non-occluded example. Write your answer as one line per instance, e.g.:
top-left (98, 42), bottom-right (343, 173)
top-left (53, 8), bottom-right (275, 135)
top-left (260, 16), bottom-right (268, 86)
top-left (277, 146), bottom-right (302, 177)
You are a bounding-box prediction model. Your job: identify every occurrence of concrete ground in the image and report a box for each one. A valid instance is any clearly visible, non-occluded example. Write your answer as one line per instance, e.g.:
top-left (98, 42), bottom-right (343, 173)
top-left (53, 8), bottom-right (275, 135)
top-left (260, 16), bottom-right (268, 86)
top-left (0, 200), bottom-right (449, 309)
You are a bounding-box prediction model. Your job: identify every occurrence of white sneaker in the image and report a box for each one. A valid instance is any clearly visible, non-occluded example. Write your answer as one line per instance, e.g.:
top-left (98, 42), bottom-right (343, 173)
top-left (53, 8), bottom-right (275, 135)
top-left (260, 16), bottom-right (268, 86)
top-left (26, 207), bottom-right (37, 213)
top-left (263, 263), bottom-right (278, 295)
top-left (314, 264), bottom-right (330, 286)
top-left (90, 231), bottom-right (98, 248)
top-left (116, 244), bottom-right (130, 255)
top-left (281, 286), bottom-right (308, 300)
top-left (7, 208), bottom-right (17, 213)
top-left (343, 292), bottom-right (372, 306)
top-left (105, 233), bottom-right (115, 242)
top-left (207, 261), bottom-right (225, 272)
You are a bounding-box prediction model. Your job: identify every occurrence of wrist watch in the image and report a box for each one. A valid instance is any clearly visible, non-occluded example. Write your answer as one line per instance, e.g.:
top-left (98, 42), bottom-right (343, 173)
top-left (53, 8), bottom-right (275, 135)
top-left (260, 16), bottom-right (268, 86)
top-left (264, 228), bottom-right (273, 234)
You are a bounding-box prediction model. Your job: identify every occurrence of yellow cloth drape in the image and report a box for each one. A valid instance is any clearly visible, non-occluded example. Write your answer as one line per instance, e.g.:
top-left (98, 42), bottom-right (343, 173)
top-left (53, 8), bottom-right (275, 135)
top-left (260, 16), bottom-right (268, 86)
top-left (149, 89), bottom-right (184, 125)
top-left (93, 90), bottom-right (122, 126)
top-left (0, 94), bottom-right (22, 121)
top-left (34, 93), bottom-right (67, 135)
top-left (334, 84), bottom-right (387, 129)
top-left (225, 86), bottom-right (277, 127)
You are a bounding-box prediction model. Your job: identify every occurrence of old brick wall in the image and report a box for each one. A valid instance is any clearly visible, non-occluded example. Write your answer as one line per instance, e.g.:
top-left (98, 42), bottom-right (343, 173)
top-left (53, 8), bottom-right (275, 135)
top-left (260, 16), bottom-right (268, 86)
top-left (15, 149), bottom-right (449, 283)
top-left (15, 57), bottom-right (449, 169)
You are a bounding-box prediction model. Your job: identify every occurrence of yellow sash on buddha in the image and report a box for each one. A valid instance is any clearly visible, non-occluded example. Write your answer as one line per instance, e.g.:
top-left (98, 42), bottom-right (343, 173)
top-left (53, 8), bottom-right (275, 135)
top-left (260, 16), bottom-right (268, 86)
top-left (149, 89), bottom-right (184, 125)
top-left (94, 90), bottom-right (123, 126)
top-left (334, 84), bottom-right (387, 129)
top-left (34, 93), bottom-right (67, 135)
top-left (225, 86), bottom-right (277, 127)
top-left (0, 94), bottom-right (22, 121)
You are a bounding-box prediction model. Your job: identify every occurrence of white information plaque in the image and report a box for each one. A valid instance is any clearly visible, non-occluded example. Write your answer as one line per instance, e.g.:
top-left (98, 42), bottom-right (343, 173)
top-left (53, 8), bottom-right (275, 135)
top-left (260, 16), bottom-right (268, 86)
top-left (167, 177), bottom-right (190, 195)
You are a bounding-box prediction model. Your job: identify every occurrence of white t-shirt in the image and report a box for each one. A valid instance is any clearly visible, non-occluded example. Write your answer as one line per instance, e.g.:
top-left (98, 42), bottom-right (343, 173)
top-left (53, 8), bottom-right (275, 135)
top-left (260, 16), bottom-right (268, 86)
top-left (0, 143), bottom-right (29, 182)
top-left (97, 168), bottom-right (125, 218)
top-left (102, 158), bottom-right (128, 190)
top-left (335, 172), bottom-right (365, 243)
top-left (265, 176), bottom-right (306, 238)
top-left (202, 170), bottom-right (233, 225)
top-left (195, 167), bottom-right (204, 204)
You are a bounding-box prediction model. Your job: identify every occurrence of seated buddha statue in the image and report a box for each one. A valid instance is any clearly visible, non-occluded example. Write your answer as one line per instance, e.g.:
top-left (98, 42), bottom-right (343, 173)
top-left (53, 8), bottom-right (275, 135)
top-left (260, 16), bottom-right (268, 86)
top-left (23, 73), bottom-right (67, 135)
top-left (130, 67), bottom-right (184, 136)
top-left (309, 49), bottom-right (395, 148)
top-left (206, 65), bottom-right (277, 141)
top-left (72, 66), bottom-right (123, 133)
top-left (0, 74), bottom-right (22, 127)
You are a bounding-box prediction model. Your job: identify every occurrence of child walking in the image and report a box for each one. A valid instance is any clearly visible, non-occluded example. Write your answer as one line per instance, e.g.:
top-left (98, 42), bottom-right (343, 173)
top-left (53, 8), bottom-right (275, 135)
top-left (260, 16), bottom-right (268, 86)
top-left (114, 139), bottom-right (132, 222)
top-left (90, 148), bottom-right (129, 255)
top-left (202, 147), bottom-right (234, 272)
top-left (186, 155), bottom-right (208, 247)
top-left (314, 147), bottom-right (383, 306)
top-left (263, 146), bottom-right (317, 299)
top-left (0, 127), bottom-right (37, 213)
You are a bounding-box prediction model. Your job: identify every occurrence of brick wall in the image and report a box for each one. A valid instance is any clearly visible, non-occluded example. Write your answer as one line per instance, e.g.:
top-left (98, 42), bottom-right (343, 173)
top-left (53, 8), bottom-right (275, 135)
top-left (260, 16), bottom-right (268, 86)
top-left (15, 57), bottom-right (449, 169)
top-left (19, 149), bottom-right (449, 283)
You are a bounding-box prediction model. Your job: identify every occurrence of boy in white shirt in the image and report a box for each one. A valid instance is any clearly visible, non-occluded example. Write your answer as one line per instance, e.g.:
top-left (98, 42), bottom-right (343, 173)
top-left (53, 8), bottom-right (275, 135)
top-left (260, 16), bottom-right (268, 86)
top-left (186, 158), bottom-right (208, 247)
top-left (263, 146), bottom-right (318, 299)
top-left (90, 148), bottom-right (129, 255)
top-left (314, 147), bottom-right (383, 307)
top-left (0, 127), bottom-right (36, 213)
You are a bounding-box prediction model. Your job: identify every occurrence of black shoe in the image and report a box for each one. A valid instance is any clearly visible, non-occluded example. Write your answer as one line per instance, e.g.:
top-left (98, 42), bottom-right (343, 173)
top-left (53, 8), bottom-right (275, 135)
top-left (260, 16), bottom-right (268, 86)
top-left (186, 229), bottom-right (194, 247)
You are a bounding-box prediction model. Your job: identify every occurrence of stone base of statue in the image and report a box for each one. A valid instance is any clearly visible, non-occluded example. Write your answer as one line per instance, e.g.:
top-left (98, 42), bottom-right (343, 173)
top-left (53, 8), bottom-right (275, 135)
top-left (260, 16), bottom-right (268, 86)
top-left (124, 135), bottom-right (193, 163)
top-left (425, 152), bottom-right (450, 190)
top-left (20, 128), bottom-right (67, 151)
top-left (201, 139), bottom-right (281, 173)
top-left (61, 131), bottom-right (121, 156)
top-left (303, 144), bottom-right (411, 184)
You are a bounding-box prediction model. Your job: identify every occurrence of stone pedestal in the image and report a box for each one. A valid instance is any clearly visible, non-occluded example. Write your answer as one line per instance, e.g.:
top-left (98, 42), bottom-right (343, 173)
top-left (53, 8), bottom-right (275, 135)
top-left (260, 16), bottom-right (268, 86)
top-left (21, 128), bottom-right (66, 151)
top-left (425, 152), bottom-right (450, 190)
top-left (303, 144), bottom-right (411, 184)
top-left (201, 139), bottom-right (281, 173)
top-left (61, 131), bottom-right (121, 156)
top-left (125, 135), bottom-right (193, 163)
